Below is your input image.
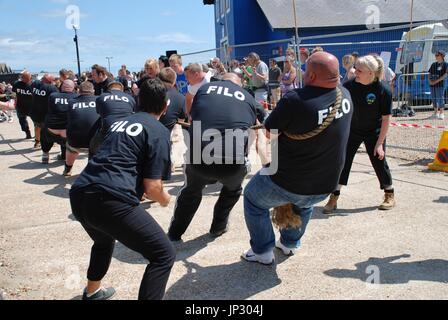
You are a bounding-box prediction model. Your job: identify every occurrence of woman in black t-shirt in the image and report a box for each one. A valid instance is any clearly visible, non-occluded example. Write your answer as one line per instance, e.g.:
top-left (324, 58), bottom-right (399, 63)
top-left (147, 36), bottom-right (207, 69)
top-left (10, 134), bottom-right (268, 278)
top-left (429, 50), bottom-right (447, 120)
top-left (324, 55), bottom-right (395, 213)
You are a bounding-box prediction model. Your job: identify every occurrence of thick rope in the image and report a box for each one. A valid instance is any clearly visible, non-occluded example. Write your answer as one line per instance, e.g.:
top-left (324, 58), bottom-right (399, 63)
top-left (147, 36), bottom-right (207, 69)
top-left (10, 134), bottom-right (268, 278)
top-left (284, 87), bottom-right (343, 141)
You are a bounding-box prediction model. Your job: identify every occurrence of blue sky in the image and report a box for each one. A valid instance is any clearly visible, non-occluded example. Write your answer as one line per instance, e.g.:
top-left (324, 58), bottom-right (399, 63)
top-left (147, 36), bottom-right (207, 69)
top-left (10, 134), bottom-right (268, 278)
top-left (0, 0), bottom-right (216, 73)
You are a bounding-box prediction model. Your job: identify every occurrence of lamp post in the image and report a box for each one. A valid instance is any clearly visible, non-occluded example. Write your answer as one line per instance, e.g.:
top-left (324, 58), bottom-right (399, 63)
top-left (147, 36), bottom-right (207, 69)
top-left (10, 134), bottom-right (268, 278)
top-left (106, 57), bottom-right (113, 73)
top-left (73, 25), bottom-right (82, 84)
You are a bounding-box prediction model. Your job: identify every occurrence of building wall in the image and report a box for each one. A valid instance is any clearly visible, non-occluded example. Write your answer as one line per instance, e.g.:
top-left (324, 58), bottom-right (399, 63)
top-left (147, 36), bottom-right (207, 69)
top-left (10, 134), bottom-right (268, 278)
top-left (214, 0), bottom-right (413, 72)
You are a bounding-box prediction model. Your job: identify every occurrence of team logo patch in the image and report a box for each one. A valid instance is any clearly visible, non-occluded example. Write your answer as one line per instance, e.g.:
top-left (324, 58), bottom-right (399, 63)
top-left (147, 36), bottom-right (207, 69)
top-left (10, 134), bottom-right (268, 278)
top-left (366, 93), bottom-right (377, 105)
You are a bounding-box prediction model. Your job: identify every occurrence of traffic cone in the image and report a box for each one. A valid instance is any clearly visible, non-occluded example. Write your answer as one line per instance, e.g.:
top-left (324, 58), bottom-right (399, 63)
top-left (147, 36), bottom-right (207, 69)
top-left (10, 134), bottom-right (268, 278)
top-left (428, 130), bottom-right (448, 173)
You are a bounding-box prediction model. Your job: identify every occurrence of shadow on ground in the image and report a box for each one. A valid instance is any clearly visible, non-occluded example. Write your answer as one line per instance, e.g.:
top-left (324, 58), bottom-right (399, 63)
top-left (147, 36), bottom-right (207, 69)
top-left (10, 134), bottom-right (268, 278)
top-left (324, 254), bottom-right (448, 284)
top-left (113, 234), bottom-right (286, 300)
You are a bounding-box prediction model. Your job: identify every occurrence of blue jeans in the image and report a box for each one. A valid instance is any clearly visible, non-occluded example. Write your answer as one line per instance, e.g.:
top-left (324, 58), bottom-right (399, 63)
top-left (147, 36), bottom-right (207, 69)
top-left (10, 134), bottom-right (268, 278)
top-left (244, 171), bottom-right (329, 255)
top-left (431, 86), bottom-right (445, 109)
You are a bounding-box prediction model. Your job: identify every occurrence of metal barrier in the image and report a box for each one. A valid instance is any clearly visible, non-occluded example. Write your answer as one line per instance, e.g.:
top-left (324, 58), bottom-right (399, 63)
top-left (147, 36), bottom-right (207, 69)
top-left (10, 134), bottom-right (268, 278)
top-left (396, 72), bottom-right (432, 109)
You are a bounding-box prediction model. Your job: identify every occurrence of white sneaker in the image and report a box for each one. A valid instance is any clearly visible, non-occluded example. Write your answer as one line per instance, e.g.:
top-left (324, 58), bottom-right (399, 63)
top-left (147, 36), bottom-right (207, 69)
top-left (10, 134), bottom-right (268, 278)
top-left (440, 113), bottom-right (445, 120)
top-left (275, 240), bottom-right (296, 256)
top-left (7, 116), bottom-right (13, 123)
top-left (241, 248), bottom-right (274, 265)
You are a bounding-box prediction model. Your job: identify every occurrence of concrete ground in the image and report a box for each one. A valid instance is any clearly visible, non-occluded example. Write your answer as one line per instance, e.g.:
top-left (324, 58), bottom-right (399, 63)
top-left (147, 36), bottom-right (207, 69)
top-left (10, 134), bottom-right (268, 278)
top-left (0, 119), bottom-right (447, 300)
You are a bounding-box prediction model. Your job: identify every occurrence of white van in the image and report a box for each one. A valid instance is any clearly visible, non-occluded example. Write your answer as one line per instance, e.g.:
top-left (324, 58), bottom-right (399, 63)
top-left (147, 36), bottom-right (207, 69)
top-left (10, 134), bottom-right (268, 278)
top-left (395, 23), bottom-right (448, 75)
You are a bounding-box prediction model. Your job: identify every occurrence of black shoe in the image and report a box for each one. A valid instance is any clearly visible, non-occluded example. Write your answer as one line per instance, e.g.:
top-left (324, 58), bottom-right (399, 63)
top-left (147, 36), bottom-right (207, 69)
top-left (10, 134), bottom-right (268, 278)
top-left (25, 131), bottom-right (32, 139)
top-left (82, 287), bottom-right (116, 301)
top-left (167, 232), bottom-right (182, 243)
top-left (57, 154), bottom-right (66, 161)
top-left (209, 227), bottom-right (228, 238)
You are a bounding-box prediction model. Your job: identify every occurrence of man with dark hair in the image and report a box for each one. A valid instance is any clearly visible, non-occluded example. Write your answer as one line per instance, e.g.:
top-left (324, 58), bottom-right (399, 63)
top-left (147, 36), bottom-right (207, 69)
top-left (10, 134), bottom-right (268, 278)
top-left (65, 81), bottom-right (100, 177)
top-left (168, 73), bottom-right (259, 242)
top-left (92, 64), bottom-right (112, 96)
top-left (70, 78), bottom-right (174, 300)
top-left (12, 71), bottom-right (33, 139)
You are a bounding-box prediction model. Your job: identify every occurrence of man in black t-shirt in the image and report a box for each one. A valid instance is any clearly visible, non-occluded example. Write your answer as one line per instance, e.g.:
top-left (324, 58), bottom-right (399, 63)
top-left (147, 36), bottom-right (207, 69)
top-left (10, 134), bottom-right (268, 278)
top-left (64, 81), bottom-right (100, 177)
top-left (12, 71), bottom-right (33, 139)
top-left (41, 80), bottom-right (78, 164)
top-left (70, 79), bottom-right (174, 300)
top-left (167, 73), bottom-right (258, 242)
top-left (31, 74), bottom-right (59, 149)
top-left (242, 52), bottom-right (353, 265)
top-left (428, 50), bottom-right (447, 120)
top-left (92, 64), bottom-right (112, 96)
top-left (158, 67), bottom-right (186, 132)
top-left (89, 82), bottom-right (136, 157)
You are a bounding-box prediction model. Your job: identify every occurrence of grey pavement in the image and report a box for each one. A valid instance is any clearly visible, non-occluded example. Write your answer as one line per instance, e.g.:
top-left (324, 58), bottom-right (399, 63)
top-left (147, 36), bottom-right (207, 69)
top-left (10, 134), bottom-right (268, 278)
top-left (0, 118), bottom-right (447, 300)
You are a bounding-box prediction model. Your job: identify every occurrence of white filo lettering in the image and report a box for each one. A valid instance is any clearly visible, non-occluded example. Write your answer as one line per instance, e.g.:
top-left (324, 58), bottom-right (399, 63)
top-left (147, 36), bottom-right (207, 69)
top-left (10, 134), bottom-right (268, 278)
top-left (104, 95), bottom-right (130, 103)
top-left (206, 86), bottom-right (246, 102)
top-left (318, 98), bottom-right (351, 125)
top-left (110, 121), bottom-right (143, 137)
top-left (73, 102), bottom-right (96, 109)
top-left (55, 98), bottom-right (69, 105)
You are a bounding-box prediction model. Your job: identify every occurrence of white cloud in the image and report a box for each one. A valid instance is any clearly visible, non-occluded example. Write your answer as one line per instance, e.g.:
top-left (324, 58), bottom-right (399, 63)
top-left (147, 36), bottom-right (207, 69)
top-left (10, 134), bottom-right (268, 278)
top-left (140, 33), bottom-right (205, 45)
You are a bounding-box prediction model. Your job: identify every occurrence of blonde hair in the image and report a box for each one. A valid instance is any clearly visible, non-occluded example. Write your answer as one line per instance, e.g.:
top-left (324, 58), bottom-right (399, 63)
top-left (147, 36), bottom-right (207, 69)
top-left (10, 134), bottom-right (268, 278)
top-left (356, 55), bottom-right (384, 81)
top-left (145, 59), bottom-right (160, 72)
top-left (169, 54), bottom-right (182, 66)
top-left (342, 55), bottom-right (355, 68)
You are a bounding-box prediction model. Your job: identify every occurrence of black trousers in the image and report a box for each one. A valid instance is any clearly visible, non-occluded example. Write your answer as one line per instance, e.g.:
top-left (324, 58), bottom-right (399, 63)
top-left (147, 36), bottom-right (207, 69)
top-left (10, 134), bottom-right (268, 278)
top-left (339, 133), bottom-right (393, 189)
top-left (168, 163), bottom-right (248, 240)
top-left (17, 112), bottom-right (30, 133)
top-left (70, 187), bottom-right (176, 300)
top-left (41, 128), bottom-right (66, 156)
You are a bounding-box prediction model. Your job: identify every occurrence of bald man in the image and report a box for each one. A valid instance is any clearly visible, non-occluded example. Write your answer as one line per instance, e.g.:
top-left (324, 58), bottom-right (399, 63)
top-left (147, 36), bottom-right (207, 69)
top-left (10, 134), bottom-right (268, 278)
top-left (241, 52), bottom-right (354, 265)
top-left (12, 71), bottom-right (34, 139)
top-left (31, 74), bottom-right (58, 148)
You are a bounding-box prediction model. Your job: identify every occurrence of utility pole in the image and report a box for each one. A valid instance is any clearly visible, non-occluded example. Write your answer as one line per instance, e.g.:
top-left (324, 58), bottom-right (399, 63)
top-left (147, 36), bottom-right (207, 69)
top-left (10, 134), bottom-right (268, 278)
top-left (292, 0), bottom-right (302, 87)
top-left (73, 25), bottom-right (82, 84)
top-left (106, 57), bottom-right (113, 73)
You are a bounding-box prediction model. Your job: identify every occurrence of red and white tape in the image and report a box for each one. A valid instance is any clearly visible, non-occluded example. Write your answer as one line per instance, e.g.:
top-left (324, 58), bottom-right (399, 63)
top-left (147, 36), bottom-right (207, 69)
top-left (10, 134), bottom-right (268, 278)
top-left (390, 123), bottom-right (448, 129)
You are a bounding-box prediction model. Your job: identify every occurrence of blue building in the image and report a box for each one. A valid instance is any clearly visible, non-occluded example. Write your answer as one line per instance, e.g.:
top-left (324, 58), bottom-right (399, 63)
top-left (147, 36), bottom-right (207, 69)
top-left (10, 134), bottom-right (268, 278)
top-left (211, 0), bottom-right (446, 73)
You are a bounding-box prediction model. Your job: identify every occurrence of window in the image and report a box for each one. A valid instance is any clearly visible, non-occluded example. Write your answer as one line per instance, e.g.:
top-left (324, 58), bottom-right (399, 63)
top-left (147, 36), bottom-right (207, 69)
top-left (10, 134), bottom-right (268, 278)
top-left (400, 41), bottom-right (425, 65)
top-left (432, 39), bottom-right (448, 54)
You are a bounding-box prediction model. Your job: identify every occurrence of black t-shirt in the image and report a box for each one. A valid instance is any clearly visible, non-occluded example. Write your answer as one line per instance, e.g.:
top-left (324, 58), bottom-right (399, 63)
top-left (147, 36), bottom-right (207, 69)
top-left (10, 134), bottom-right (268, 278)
top-left (343, 79), bottom-right (392, 135)
top-left (135, 75), bottom-right (150, 88)
top-left (94, 78), bottom-right (112, 96)
top-left (159, 88), bottom-right (186, 131)
top-left (45, 92), bottom-right (78, 129)
top-left (265, 85), bottom-right (353, 195)
top-left (72, 112), bottom-right (172, 206)
top-left (188, 80), bottom-right (258, 164)
top-left (269, 66), bottom-right (282, 88)
top-left (96, 90), bottom-right (136, 134)
top-left (12, 81), bottom-right (33, 116)
top-left (429, 61), bottom-right (448, 88)
top-left (118, 76), bottom-right (132, 94)
top-left (31, 81), bottom-right (59, 123)
top-left (67, 95), bottom-right (101, 148)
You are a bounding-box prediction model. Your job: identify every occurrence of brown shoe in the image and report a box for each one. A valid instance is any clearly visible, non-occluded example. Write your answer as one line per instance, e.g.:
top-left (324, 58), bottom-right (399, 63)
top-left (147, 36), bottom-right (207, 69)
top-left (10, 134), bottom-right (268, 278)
top-left (379, 192), bottom-right (395, 210)
top-left (323, 194), bottom-right (339, 214)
